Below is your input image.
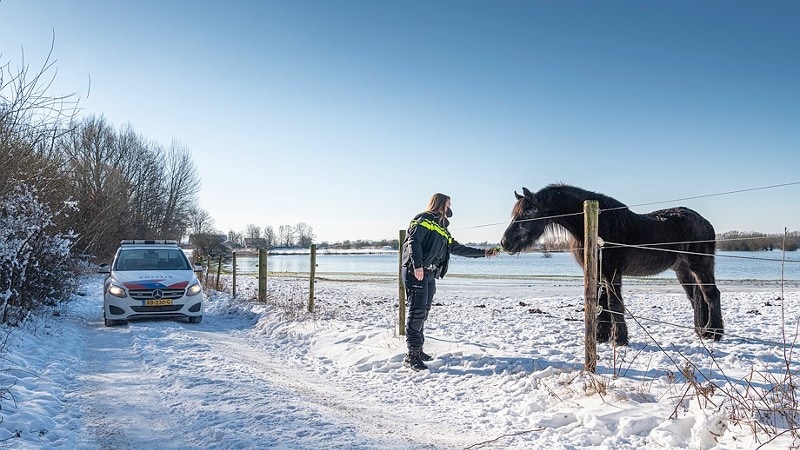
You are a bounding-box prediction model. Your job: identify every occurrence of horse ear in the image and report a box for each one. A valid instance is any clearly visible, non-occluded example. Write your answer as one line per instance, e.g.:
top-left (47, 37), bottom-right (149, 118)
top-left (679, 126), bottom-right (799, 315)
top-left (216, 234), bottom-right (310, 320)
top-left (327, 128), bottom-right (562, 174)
top-left (522, 187), bottom-right (534, 199)
top-left (514, 190), bottom-right (523, 200)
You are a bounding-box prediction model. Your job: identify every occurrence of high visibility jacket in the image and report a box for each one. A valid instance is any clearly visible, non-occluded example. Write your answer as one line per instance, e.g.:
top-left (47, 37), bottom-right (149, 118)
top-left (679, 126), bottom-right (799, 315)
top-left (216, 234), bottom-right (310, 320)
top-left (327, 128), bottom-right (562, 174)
top-left (401, 211), bottom-right (485, 278)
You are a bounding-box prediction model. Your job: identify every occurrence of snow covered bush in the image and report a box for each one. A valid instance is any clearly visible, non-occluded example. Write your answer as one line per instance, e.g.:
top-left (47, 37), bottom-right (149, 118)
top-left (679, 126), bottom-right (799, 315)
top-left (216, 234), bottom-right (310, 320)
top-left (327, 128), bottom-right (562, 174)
top-left (0, 184), bottom-right (75, 325)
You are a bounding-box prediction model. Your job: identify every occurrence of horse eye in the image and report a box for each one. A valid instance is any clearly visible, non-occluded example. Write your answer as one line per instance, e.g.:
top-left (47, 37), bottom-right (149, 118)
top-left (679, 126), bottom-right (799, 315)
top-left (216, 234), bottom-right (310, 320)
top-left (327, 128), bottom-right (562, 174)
top-left (517, 208), bottom-right (534, 220)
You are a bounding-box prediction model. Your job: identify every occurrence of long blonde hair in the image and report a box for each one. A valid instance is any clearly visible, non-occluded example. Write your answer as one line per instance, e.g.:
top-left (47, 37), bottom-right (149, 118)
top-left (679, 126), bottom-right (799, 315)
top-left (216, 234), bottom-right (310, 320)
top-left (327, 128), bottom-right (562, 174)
top-left (426, 193), bottom-right (450, 225)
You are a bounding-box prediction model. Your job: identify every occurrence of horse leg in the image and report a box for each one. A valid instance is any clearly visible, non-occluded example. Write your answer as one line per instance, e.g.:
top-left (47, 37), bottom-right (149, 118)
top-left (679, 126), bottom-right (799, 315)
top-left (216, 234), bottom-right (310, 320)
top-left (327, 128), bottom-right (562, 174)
top-left (596, 283), bottom-right (612, 343)
top-left (699, 281), bottom-right (723, 340)
top-left (604, 276), bottom-right (628, 346)
top-left (675, 263), bottom-right (708, 338)
top-left (689, 256), bottom-right (724, 341)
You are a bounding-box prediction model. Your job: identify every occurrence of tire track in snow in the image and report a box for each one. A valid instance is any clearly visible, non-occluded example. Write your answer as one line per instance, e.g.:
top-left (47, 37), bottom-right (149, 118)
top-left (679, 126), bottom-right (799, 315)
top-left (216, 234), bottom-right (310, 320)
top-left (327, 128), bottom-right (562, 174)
top-left (70, 317), bottom-right (200, 449)
top-left (140, 322), bottom-right (444, 449)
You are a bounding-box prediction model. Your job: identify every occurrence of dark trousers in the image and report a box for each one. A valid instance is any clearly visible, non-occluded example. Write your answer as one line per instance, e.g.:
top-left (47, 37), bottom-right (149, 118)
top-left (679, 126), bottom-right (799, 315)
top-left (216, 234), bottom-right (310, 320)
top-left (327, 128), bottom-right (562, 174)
top-left (403, 266), bottom-right (436, 351)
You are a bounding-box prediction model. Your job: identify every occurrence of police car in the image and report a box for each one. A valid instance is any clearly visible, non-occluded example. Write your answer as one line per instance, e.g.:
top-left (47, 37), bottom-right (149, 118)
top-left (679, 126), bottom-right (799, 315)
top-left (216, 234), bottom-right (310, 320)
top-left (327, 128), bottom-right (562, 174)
top-left (98, 240), bottom-right (204, 326)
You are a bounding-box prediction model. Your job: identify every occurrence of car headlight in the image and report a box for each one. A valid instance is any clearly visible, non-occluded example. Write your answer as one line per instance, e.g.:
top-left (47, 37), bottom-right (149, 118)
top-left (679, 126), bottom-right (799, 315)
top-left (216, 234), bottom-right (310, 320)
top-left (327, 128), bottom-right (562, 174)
top-left (108, 283), bottom-right (127, 298)
top-left (186, 281), bottom-right (202, 296)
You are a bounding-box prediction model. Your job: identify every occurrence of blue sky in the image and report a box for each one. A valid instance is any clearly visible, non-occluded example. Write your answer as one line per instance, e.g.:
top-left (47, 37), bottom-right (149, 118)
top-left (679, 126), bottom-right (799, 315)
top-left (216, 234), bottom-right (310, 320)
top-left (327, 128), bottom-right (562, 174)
top-left (2, 1), bottom-right (798, 243)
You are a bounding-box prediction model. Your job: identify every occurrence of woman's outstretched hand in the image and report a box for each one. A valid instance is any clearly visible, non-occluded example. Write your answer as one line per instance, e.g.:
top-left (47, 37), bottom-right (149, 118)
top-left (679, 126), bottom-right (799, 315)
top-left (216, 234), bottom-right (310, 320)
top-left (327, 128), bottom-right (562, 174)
top-left (485, 246), bottom-right (502, 258)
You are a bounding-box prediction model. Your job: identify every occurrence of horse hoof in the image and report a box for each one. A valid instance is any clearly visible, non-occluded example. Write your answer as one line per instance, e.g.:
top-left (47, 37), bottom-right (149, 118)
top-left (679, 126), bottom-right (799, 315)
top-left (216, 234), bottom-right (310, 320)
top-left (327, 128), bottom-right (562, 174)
top-left (708, 329), bottom-right (723, 341)
top-left (699, 329), bottom-right (723, 341)
top-left (614, 338), bottom-right (629, 346)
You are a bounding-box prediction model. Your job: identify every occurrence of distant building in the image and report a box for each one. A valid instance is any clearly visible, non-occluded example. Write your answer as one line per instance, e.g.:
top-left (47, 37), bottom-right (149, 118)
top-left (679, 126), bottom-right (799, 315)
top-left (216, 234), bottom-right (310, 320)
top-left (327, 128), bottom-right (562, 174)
top-left (244, 238), bottom-right (268, 249)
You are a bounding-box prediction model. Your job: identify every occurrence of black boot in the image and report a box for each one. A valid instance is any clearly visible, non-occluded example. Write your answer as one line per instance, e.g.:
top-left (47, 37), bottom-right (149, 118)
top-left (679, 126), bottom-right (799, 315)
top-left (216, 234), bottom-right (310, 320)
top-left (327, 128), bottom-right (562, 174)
top-left (419, 350), bottom-right (433, 361)
top-left (404, 349), bottom-right (428, 371)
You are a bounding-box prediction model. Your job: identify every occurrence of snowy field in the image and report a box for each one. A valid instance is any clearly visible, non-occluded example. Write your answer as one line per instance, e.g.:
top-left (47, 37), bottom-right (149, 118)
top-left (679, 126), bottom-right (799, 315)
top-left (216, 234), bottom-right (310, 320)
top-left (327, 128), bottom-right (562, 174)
top-left (2, 273), bottom-right (800, 449)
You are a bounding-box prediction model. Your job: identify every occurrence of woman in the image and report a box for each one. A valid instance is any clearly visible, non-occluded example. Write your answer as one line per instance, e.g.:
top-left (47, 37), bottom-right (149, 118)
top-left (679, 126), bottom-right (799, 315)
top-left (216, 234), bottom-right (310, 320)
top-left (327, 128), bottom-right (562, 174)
top-left (401, 193), bottom-right (498, 371)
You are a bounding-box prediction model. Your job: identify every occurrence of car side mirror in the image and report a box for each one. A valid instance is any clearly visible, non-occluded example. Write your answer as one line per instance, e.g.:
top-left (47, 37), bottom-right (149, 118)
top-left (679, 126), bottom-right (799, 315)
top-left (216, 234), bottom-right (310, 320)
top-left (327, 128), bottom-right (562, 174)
top-left (193, 264), bottom-right (204, 273)
top-left (98, 263), bottom-right (111, 274)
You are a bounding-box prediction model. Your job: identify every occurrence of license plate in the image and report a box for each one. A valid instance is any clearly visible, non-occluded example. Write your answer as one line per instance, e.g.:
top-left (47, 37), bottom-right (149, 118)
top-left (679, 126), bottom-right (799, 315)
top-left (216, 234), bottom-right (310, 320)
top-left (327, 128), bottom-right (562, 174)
top-left (145, 299), bottom-right (173, 306)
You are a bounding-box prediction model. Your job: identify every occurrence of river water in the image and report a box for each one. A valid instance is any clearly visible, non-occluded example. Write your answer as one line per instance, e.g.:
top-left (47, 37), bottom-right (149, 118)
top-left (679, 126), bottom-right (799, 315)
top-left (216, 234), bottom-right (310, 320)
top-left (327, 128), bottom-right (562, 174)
top-left (217, 250), bottom-right (800, 282)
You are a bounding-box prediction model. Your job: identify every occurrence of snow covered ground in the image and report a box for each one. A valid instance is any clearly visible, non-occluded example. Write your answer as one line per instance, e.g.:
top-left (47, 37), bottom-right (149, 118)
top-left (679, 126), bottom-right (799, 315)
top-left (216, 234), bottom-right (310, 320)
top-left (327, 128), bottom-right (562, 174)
top-left (1, 273), bottom-right (799, 449)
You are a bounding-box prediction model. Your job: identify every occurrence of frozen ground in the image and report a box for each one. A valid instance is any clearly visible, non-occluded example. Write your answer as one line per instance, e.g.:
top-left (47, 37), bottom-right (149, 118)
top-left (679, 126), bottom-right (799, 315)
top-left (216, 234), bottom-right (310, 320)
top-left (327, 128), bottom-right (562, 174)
top-left (1, 274), bottom-right (799, 449)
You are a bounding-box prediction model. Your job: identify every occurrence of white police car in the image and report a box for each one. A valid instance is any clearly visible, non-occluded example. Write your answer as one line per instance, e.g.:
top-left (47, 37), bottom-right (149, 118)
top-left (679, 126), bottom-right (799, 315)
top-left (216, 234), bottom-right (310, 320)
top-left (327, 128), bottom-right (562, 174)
top-left (98, 240), bottom-right (204, 326)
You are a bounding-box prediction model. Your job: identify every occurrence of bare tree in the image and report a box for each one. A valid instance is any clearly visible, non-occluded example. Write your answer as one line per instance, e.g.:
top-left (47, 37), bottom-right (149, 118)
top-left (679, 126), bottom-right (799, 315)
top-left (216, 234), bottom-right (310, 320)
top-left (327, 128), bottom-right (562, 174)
top-left (59, 118), bottom-right (202, 256)
top-left (245, 224), bottom-right (261, 239)
top-left (1, 36), bottom-right (78, 209)
top-left (188, 207), bottom-right (215, 236)
top-left (278, 225), bottom-right (294, 247)
top-left (119, 124), bottom-right (164, 238)
top-left (59, 116), bottom-right (130, 255)
top-left (190, 232), bottom-right (226, 257)
top-left (294, 222), bottom-right (315, 248)
top-left (160, 140), bottom-right (200, 240)
top-left (227, 230), bottom-right (243, 247)
top-left (263, 226), bottom-right (277, 248)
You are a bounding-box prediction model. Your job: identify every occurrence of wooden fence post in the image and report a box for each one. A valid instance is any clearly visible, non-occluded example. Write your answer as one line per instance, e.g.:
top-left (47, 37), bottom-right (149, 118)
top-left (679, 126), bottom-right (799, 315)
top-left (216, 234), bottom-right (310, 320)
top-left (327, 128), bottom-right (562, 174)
top-left (215, 255), bottom-right (222, 291)
top-left (232, 251), bottom-right (237, 299)
top-left (258, 248), bottom-right (268, 302)
top-left (583, 200), bottom-right (600, 373)
top-left (308, 244), bottom-right (316, 312)
top-left (398, 229), bottom-right (406, 336)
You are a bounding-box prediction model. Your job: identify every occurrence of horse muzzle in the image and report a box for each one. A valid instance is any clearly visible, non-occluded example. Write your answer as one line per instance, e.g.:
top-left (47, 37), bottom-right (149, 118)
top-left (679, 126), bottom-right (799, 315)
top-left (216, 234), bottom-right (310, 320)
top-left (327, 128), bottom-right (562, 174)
top-left (499, 240), bottom-right (518, 255)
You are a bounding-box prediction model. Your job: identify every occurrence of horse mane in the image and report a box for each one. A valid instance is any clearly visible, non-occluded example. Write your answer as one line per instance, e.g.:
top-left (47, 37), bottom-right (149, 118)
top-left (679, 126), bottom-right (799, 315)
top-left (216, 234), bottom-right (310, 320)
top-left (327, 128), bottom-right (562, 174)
top-left (542, 222), bottom-right (574, 251)
top-left (512, 183), bottom-right (627, 216)
top-left (538, 184), bottom-right (633, 247)
top-left (543, 183), bottom-right (628, 212)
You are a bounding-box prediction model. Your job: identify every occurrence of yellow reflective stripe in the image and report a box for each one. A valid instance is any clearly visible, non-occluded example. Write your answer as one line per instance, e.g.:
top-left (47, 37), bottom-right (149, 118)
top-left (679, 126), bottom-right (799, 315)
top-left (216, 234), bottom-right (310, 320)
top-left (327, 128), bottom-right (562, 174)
top-left (410, 218), bottom-right (453, 244)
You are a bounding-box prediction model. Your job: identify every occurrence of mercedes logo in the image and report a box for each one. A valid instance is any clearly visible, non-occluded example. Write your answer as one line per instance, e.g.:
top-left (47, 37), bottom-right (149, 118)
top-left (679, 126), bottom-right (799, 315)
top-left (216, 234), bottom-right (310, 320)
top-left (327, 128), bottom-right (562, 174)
top-left (152, 289), bottom-right (163, 299)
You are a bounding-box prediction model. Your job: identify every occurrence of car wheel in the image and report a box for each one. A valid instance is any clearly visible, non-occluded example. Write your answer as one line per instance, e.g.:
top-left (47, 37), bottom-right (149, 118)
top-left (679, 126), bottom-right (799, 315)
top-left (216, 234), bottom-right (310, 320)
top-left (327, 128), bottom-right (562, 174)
top-left (189, 316), bottom-right (203, 324)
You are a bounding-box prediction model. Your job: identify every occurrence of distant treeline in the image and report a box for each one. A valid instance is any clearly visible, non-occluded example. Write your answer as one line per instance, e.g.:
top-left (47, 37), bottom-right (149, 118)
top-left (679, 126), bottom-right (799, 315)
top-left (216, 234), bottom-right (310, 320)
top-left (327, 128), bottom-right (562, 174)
top-left (715, 231), bottom-right (800, 251)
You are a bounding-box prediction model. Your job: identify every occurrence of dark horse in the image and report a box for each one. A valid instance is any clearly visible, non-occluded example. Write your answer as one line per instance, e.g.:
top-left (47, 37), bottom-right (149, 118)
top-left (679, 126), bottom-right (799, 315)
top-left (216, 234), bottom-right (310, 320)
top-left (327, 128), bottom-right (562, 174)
top-left (500, 184), bottom-right (723, 345)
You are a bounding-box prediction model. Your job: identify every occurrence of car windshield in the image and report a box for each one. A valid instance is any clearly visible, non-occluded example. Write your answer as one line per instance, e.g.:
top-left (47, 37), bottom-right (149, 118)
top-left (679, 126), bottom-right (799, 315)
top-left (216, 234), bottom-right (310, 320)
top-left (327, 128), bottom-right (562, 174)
top-left (114, 248), bottom-right (192, 271)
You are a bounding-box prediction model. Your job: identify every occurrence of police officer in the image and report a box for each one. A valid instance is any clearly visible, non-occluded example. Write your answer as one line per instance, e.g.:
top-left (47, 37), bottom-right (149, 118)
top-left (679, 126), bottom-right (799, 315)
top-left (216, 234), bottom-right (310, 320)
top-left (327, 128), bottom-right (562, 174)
top-left (401, 193), bottom-right (499, 371)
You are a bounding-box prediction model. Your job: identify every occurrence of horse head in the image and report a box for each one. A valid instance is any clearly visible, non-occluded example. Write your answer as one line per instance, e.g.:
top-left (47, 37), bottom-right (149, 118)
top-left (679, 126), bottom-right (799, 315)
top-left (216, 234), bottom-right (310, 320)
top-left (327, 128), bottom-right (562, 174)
top-left (500, 187), bottom-right (547, 254)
